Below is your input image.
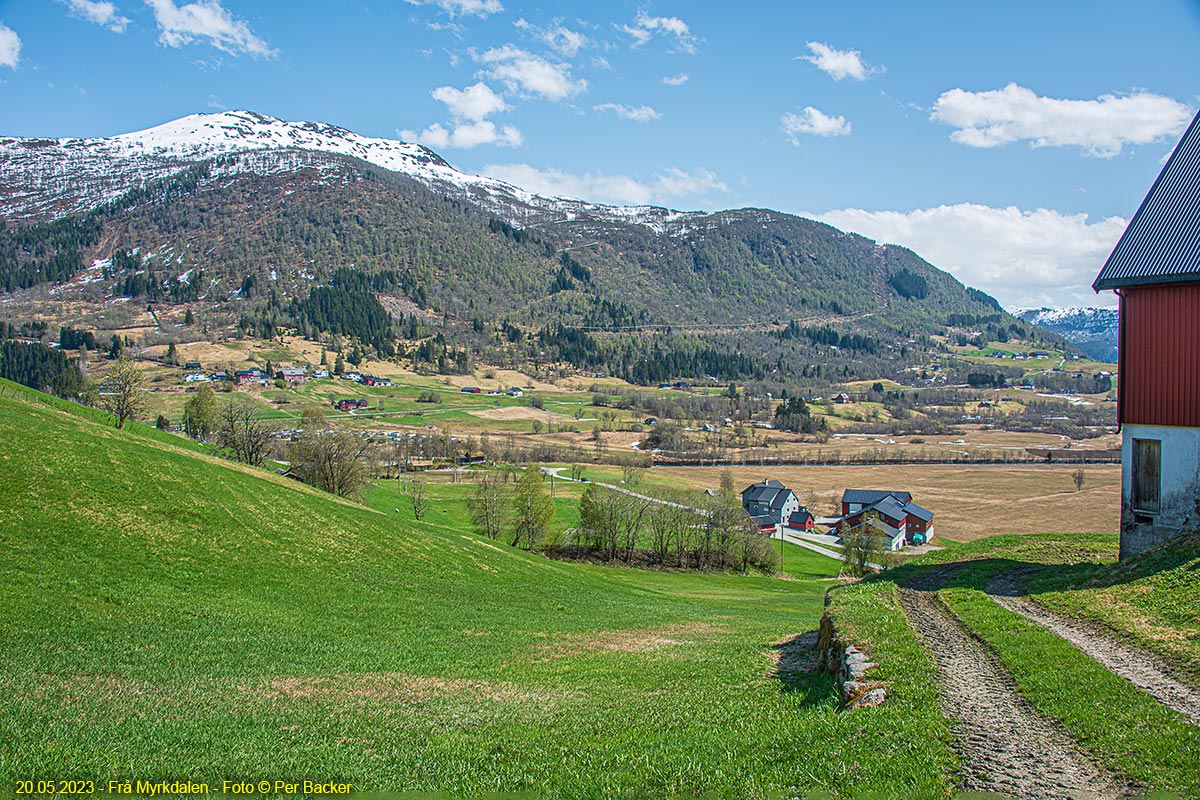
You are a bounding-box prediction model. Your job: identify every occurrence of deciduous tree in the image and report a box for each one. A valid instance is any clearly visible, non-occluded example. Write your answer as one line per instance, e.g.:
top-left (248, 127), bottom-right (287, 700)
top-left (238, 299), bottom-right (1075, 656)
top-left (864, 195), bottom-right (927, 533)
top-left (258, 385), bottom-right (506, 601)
top-left (99, 356), bottom-right (148, 429)
top-left (510, 466), bottom-right (554, 550)
top-left (468, 473), bottom-right (511, 540)
top-left (216, 395), bottom-right (276, 465)
top-left (409, 475), bottom-right (429, 521)
top-left (290, 430), bottom-right (368, 498)
top-left (183, 384), bottom-right (218, 440)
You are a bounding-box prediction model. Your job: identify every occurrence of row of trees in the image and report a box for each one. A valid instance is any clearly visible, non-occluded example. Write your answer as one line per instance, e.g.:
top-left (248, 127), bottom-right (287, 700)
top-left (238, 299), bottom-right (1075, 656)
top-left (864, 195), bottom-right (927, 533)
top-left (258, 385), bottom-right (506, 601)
top-left (463, 467), bottom-right (556, 550)
top-left (574, 477), bottom-right (777, 573)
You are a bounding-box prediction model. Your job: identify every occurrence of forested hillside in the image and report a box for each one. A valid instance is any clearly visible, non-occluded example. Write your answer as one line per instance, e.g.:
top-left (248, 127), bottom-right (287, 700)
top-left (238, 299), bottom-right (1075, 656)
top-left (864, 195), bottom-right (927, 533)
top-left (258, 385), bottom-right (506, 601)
top-left (0, 115), bottom-right (1062, 384)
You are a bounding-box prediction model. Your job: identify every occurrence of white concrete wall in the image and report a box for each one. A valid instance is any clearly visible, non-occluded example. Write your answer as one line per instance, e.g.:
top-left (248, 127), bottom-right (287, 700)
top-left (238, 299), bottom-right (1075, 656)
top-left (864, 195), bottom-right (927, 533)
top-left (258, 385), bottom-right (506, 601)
top-left (1120, 424), bottom-right (1200, 558)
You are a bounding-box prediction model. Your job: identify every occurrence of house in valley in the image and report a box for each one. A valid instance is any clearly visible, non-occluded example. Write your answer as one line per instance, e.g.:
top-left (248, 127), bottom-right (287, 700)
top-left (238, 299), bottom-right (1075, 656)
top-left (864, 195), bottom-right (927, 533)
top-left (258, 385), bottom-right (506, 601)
top-left (234, 368), bottom-right (268, 386)
top-left (840, 489), bottom-right (911, 516)
top-left (786, 509), bottom-right (816, 531)
top-left (277, 366), bottom-right (307, 386)
top-left (836, 489), bottom-right (934, 547)
top-left (741, 479), bottom-right (800, 534)
top-left (1093, 106), bottom-right (1200, 558)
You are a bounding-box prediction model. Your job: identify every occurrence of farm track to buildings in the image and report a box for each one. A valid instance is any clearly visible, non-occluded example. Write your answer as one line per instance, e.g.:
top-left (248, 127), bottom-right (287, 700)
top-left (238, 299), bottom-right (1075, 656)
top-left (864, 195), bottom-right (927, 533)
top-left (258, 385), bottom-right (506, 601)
top-left (898, 569), bottom-right (1122, 800)
top-left (985, 569), bottom-right (1200, 726)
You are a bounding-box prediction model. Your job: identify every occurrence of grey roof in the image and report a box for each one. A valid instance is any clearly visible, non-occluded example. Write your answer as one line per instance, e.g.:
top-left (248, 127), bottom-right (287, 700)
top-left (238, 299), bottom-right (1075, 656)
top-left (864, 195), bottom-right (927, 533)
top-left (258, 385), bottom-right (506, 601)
top-left (841, 489), bottom-right (911, 506)
top-left (742, 480), bottom-right (789, 505)
top-left (905, 502), bottom-right (934, 522)
top-left (870, 496), bottom-right (909, 522)
top-left (750, 514), bottom-right (776, 528)
top-left (743, 480), bottom-right (796, 525)
top-left (1094, 107), bottom-right (1200, 290)
top-left (788, 509), bottom-right (814, 523)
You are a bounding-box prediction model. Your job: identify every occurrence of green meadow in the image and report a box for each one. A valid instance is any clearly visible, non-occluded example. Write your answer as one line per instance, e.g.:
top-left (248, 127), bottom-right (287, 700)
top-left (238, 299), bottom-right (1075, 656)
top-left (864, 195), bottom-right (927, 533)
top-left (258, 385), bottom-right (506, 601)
top-left (0, 391), bottom-right (959, 799)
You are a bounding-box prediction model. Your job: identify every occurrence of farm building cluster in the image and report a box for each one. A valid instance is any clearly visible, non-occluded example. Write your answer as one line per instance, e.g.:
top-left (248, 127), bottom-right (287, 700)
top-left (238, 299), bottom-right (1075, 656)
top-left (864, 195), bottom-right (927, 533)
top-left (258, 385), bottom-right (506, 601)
top-left (741, 479), bottom-right (934, 551)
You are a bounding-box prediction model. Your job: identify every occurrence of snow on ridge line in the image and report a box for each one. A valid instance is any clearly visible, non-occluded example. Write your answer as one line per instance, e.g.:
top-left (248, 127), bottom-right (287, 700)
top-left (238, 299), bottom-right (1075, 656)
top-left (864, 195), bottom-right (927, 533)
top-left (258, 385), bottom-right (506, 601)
top-left (2, 109), bottom-right (699, 231)
top-left (1015, 306), bottom-right (1118, 324)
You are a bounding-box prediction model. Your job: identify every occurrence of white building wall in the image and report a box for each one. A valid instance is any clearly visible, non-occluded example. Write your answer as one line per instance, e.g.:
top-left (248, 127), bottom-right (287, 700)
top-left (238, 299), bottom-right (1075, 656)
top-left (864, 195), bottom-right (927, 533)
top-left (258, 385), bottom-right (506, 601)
top-left (1120, 423), bottom-right (1200, 558)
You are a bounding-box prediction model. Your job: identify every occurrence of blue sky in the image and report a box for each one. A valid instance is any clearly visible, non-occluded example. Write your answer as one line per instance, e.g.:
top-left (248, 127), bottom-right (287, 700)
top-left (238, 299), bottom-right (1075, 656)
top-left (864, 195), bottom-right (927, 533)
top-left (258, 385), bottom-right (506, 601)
top-left (2, 0), bottom-right (1199, 309)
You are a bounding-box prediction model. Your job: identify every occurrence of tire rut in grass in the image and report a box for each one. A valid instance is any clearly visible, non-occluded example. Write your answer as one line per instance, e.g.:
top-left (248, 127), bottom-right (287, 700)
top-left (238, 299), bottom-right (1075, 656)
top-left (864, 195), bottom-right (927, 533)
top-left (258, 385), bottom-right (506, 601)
top-left (987, 569), bottom-right (1200, 726)
top-left (899, 571), bottom-right (1121, 799)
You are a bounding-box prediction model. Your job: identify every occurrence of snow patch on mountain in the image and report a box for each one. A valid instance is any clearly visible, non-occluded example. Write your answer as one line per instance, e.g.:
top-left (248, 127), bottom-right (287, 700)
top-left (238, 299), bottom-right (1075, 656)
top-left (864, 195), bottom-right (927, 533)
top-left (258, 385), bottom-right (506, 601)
top-left (1017, 306), bottom-right (1118, 363)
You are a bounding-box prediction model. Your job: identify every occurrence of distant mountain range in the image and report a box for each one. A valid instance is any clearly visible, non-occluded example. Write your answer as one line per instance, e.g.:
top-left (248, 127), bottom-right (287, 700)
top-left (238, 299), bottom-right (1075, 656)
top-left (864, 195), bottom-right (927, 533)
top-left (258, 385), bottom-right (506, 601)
top-left (1017, 307), bottom-right (1118, 363)
top-left (0, 110), bottom-right (1062, 383)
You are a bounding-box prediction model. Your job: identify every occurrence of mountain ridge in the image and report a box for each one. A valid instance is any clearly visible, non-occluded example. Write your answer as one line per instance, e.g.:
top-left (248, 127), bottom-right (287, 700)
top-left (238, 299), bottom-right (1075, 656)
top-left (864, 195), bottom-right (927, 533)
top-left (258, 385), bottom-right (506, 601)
top-left (1016, 307), bottom-right (1118, 363)
top-left (0, 109), bottom-right (1055, 384)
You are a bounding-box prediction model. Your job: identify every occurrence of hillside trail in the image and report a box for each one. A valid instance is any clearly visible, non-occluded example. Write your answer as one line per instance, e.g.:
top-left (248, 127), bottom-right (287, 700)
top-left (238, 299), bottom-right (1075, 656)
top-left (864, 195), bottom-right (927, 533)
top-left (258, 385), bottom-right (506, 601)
top-left (898, 569), bottom-right (1123, 799)
top-left (986, 569), bottom-right (1200, 726)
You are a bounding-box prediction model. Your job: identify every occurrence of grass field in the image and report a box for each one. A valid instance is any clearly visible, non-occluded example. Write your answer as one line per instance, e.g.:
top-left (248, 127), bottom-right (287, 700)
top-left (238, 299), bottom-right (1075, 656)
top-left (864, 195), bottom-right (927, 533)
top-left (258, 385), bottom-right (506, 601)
top-left (0, 391), bottom-right (971, 799)
top-left (827, 533), bottom-right (1200, 797)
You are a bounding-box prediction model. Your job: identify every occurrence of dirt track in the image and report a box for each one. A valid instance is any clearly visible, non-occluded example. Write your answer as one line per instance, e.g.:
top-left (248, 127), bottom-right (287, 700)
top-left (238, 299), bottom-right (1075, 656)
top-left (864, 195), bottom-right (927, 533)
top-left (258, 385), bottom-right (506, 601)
top-left (986, 570), bottom-right (1200, 726)
top-left (899, 571), bottom-right (1120, 799)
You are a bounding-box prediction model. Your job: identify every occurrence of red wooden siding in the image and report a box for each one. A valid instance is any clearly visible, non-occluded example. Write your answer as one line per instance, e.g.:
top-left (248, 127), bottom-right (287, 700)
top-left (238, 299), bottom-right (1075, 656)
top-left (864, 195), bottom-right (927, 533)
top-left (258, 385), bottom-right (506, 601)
top-left (1120, 282), bottom-right (1200, 427)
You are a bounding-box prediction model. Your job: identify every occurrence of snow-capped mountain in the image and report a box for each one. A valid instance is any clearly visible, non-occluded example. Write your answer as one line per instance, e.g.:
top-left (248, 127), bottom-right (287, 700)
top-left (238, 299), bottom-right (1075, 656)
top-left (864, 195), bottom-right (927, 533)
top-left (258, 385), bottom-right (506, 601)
top-left (0, 109), bottom-right (688, 231)
top-left (1016, 307), bottom-right (1118, 363)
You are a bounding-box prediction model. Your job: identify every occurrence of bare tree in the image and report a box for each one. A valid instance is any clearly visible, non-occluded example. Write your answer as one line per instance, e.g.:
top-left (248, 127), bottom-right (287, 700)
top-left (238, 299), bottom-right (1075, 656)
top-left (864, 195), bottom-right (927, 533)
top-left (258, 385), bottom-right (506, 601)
top-left (409, 475), bottom-right (429, 521)
top-left (468, 473), bottom-right (512, 540)
top-left (841, 512), bottom-right (884, 577)
top-left (510, 465), bottom-right (555, 550)
top-left (1072, 468), bottom-right (1086, 492)
top-left (99, 356), bottom-right (148, 429)
top-left (703, 489), bottom-right (755, 571)
top-left (289, 430), bottom-right (369, 498)
top-left (217, 396), bottom-right (276, 466)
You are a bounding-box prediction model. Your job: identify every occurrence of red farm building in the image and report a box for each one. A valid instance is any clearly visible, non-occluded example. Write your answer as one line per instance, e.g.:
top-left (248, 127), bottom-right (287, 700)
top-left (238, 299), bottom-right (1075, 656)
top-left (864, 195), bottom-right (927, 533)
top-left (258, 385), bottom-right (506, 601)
top-left (1093, 106), bottom-right (1200, 558)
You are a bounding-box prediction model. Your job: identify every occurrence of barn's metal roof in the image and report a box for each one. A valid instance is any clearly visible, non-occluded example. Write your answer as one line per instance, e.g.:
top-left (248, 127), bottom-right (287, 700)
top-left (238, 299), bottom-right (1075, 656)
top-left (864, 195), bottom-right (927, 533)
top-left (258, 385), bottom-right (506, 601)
top-left (840, 489), bottom-right (911, 506)
top-left (1094, 107), bottom-right (1200, 291)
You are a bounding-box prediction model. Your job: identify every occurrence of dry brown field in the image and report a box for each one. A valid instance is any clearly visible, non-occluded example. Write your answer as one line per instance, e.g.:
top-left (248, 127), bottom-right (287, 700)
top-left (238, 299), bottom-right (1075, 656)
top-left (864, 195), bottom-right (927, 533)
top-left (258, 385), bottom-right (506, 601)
top-left (656, 463), bottom-right (1121, 541)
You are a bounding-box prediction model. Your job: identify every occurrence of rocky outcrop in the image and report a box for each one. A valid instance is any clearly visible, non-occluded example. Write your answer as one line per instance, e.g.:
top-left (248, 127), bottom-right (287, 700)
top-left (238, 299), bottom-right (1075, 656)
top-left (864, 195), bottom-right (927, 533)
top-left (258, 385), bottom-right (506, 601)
top-left (817, 609), bottom-right (886, 709)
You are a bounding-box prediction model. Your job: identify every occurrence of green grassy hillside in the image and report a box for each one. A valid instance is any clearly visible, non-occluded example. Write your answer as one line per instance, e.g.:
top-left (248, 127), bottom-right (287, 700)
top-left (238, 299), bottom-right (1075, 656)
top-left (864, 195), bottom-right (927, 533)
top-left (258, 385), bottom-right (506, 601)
top-left (827, 534), bottom-right (1200, 797)
top-left (0, 393), bottom-right (957, 798)
top-left (1028, 530), bottom-right (1200, 681)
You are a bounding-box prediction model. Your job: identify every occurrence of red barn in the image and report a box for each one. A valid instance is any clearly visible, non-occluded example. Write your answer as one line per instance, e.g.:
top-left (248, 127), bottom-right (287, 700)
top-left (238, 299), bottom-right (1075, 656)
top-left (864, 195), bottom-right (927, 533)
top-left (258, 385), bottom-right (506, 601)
top-left (1093, 106), bottom-right (1200, 558)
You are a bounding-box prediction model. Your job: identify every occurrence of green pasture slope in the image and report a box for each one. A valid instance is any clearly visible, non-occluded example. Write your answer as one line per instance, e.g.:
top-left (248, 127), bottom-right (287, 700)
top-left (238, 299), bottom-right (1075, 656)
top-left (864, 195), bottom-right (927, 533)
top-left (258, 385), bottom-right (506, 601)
top-left (0, 393), bottom-right (957, 799)
top-left (828, 534), bottom-right (1200, 798)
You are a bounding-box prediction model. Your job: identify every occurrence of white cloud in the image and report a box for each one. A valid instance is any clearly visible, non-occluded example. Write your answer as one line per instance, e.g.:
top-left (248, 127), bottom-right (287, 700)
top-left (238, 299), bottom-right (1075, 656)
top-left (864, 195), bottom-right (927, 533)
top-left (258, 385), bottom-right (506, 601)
top-left (931, 83), bottom-right (1192, 157)
top-left (475, 45), bottom-right (586, 101)
top-left (406, 0), bottom-right (502, 18)
top-left (799, 41), bottom-right (875, 81)
top-left (479, 163), bottom-right (726, 207)
top-left (145, 0), bottom-right (275, 57)
top-left (619, 11), bottom-right (698, 54)
top-left (0, 22), bottom-right (20, 69)
top-left (431, 82), bottom-right (508, 122)
top-left (814, 204), bottom-right (1129, 308)
top-left (661, 73), bottom-right (688, 86)
top-left (781, 107), bottom-right (851, 141)
top-left (62, 0), bottom-right (130, 32)
top-left (593, 103), bottom-right (660, 122)
top-left (402, 120), bottom-right (522, 149)
top-left (513, 18), bottom-right (588, 57)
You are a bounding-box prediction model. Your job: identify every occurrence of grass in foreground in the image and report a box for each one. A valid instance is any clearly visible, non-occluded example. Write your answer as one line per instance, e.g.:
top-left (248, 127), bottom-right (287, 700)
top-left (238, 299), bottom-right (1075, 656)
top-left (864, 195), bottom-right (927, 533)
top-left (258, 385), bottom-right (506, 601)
top-left (0, 392), bottom-right (960, 799)
top-left (826, 533), bottom-right (1200, 797)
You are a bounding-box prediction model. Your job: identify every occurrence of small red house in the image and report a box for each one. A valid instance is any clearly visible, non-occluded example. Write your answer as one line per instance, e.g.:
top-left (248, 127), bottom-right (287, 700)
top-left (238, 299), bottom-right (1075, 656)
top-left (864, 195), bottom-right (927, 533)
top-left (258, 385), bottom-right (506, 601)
top-left (786, 509), bottom-right (815, 531)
